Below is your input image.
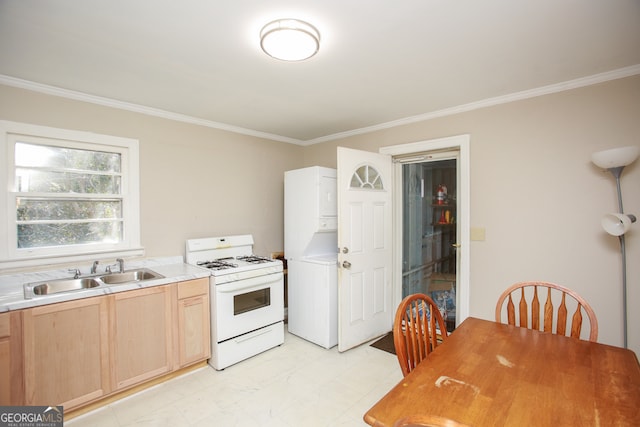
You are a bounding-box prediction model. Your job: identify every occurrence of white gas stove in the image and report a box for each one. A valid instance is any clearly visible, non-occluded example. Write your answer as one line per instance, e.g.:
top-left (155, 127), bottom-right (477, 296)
top-left (185, 235), bottom-right (284, 370)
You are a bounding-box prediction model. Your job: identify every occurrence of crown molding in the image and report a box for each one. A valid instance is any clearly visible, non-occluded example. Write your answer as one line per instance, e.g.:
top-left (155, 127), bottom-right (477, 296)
top-left (2, 64), bottom-right (639, 146)
top-left (0, 74), bottom-right (301, 145)
top-left (303, 64), bottom-right (640, 145)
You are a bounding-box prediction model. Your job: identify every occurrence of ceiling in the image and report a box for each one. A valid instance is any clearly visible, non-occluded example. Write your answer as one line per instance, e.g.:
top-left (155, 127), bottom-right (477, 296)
top-left (1, 1), bottom-right (639, 145)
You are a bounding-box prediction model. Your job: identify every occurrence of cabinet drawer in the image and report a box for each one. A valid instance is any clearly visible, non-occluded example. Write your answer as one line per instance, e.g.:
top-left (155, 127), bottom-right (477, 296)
top-left (177, 278), bottom-right (209, 300)
top-left (0, 313), bottom-right (9, 338)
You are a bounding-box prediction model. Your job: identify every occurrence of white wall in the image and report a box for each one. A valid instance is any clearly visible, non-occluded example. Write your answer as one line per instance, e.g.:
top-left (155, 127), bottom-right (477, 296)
top-left (0, 84), bottom-right (304, 260)
top-left (303, 75), bottom-right (640, 355)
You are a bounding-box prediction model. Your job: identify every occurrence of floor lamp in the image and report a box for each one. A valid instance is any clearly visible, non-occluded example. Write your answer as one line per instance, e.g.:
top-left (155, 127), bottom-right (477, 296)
top-left (591, 146), bottom-right (639, 349)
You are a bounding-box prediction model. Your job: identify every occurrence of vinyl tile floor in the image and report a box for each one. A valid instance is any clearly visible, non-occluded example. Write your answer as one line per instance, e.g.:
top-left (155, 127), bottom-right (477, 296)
top-left (66, 331), bottom-right (402, 427)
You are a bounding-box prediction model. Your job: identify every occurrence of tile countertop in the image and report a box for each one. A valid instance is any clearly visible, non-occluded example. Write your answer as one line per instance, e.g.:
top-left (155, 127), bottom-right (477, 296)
top-left (0, 256), bottom-right (211, 312)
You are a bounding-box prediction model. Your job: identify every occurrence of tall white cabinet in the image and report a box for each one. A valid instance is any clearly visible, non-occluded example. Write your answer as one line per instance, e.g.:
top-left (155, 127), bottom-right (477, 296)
top-left (284, 166), bottom-right (338, 348)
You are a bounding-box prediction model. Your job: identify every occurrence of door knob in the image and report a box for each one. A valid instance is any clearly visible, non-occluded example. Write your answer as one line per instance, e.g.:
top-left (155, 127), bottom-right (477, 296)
top-left (342, 247), bottom-right (349, 254)
top-left (452, 243), bottom-right (461, 248)
top-left (342, 260), bottom-right (352, 269)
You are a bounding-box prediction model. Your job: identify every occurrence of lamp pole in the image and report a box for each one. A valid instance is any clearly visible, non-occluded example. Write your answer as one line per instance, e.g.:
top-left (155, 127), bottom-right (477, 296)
top-left (609, 166), bottom-right (628, 349)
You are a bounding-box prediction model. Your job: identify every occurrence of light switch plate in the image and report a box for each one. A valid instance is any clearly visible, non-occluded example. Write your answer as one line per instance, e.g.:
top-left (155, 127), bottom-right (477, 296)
top-left (470, 227), bottom-right (486, 241)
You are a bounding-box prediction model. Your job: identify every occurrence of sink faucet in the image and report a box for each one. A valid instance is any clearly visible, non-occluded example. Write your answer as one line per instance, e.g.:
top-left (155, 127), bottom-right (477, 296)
top-left (91, 260), bottom-right (100, 274)
top-left (106, 259), bottom-right (125, 274)
top-left (68, 268), bottom-right (81, 279)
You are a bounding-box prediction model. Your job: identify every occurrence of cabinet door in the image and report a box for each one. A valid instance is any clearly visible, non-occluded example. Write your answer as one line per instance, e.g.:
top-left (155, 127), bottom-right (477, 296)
top-left (111, 285), bottom-right (173, 390)
top-left (0, 311), bottom-right (22, 406)
top-left (176, 278), bottom-right (210, 367)
top-left (0, 339), bottom-right (8, 404)
top-left (23, 296), bottom-right (110, 409)
top-left (0, 312), bottom-right (10, 404)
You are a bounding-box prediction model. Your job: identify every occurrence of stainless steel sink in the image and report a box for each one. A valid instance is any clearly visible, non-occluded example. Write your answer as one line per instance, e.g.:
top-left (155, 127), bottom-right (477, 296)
top-left (25, 277), bottom-right (102, 298)
top-left (98, 268), bottom-right (164, 285)
top-left (23, 268), bottom-right (164, 298)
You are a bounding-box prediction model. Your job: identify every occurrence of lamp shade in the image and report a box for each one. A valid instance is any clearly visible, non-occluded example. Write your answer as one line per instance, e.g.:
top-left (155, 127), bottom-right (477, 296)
top-left (591, 146), bottom-right (639, 169)
top-left (260, 19), bottom-right (320, 61)
top-left (602, 213), bottom-right (637, 236)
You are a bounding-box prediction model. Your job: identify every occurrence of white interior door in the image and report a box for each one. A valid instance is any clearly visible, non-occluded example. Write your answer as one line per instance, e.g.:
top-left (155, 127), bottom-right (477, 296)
top-left (337, 147), bottom-right (393, 352)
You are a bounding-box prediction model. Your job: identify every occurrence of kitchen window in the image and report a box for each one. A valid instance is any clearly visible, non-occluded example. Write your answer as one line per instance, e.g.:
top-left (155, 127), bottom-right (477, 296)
top-left (0, 120), bottom-right (143, 269)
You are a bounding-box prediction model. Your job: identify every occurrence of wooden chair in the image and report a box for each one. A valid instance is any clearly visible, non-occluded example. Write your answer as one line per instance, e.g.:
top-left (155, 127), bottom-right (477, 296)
top-left (495, 281), bottom-right (598, 342)
top-left (393, 415), bottom-right (470, 427)
top-left (393, 293), bottom-right (448, 377)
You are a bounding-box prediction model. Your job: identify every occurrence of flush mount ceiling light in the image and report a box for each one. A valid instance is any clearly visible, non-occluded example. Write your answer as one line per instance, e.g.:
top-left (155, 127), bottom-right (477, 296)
top-left (260, 19), bottom-right (320, 61)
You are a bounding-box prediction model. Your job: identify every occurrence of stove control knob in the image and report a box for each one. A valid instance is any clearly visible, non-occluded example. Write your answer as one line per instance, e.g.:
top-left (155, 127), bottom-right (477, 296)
top-left (342, 260), bottom-right (352, 269)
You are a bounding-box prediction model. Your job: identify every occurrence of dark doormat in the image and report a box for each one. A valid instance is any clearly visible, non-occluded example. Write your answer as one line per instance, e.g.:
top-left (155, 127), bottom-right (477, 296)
top-left (370, 332), bottom-right (396, 355)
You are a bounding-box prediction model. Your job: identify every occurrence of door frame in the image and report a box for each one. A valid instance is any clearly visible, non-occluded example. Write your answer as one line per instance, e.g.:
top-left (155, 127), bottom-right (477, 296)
top-left (379, 134), bottom-right (470, 325)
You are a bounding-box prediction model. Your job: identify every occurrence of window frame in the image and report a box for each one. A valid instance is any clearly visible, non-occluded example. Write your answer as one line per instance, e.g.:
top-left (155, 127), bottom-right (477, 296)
top-left (0, 120), bottom-right (143, 270)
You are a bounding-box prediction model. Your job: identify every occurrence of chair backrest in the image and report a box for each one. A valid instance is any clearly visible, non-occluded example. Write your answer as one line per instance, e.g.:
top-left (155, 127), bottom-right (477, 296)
top-left (393, 293), bottom-right (448, 377)
top-left (393, 415), bottom-right (470, 427)
top-left (495, 281), bottom-right (598, 342)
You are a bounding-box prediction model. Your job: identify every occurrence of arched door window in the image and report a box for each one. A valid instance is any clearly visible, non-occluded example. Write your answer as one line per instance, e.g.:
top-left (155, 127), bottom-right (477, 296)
top-left (350, 165), bottom-right (384, 190)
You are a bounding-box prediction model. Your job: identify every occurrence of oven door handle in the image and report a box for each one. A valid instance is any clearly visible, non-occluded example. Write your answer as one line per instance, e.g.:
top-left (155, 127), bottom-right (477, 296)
top-left (217, 272), bottom-right (284, 293)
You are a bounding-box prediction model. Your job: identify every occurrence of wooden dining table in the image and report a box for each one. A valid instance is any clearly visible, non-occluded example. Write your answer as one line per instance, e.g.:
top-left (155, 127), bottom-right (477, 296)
top-left (364, 317), bottom-right (640, 426)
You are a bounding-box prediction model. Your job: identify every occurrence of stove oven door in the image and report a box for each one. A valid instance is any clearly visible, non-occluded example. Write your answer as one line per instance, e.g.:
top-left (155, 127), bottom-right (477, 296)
top-left (213, 272), bottom-right (284, 342)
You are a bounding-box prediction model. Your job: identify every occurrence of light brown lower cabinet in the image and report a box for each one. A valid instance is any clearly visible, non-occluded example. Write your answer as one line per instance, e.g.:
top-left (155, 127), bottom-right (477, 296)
top-left (0, 311), bottom-right (23, 406)
top-left (176, 278), bottom-right (211, 368)
top-left (0, 312), bottom-right (10, 404)
top-left (23, 296), bottom-right (111, 408)
top-left (111, 285), bottom-right (174, 390)
top-left (8, 278), bottom-right (210, 412)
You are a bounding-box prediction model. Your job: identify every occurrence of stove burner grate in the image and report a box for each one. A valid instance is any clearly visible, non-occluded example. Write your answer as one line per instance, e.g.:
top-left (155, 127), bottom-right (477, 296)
top-left (197, 259), bottom-right (238, 270)
top-left (236, 255), bottom-right (273, 264)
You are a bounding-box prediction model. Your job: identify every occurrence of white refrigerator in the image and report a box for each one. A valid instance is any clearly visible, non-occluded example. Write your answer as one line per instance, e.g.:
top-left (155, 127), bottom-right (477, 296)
top-left (284, 166), bottom-right (338, 348)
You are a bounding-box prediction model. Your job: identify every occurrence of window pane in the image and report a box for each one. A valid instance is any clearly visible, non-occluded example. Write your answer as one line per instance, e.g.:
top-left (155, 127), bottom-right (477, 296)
top-left (350, 165), bottom-right (384, 190)
top-left (16, 168), bottom-right (121, 194)
top-left (17, 199), bottom-right (122, 221)
top-left (15, 142), bottom-right (121, 173)
top-left (17, 222), bottom-right (123, 248)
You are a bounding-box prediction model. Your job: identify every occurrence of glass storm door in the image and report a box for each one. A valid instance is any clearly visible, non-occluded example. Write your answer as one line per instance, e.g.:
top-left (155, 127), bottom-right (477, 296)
top-left (402, 157), bottom-right (458, 332)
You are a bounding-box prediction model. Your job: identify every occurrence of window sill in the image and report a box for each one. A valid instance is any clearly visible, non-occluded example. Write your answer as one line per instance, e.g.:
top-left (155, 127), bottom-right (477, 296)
top-left (0, 247), bottom-right (145, 273)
